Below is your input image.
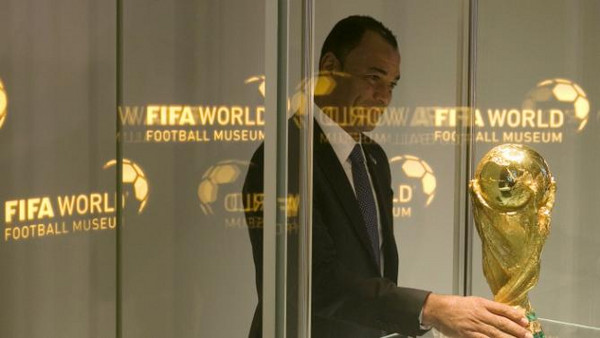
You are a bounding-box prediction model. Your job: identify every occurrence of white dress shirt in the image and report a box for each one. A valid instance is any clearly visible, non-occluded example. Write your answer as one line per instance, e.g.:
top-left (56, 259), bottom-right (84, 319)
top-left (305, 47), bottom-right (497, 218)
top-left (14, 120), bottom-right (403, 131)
top-left (313, 105), bottom-right (384, 273)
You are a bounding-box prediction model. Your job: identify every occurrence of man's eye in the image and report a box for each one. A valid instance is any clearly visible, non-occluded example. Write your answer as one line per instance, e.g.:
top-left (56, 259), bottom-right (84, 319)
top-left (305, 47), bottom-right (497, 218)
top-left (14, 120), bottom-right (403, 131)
top-left (366, 74), bottom-right (380, 81)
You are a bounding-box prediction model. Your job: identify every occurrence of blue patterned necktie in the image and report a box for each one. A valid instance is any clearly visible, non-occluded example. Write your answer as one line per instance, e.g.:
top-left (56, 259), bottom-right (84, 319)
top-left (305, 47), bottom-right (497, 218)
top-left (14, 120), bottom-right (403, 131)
top-left (349, 143), bottom-right (380, 267)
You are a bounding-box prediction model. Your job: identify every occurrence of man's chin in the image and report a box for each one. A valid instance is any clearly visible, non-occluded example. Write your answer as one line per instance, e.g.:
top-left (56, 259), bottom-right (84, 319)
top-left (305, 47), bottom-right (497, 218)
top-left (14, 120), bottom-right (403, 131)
top-left (346, 123), bottom-right (379, 135)
top-left (321, 105), bottom-right (384, 133)
top-left (352, 105), bottom-right (384, 128)
top-left (356, 124), bottom-right (379, 135)
top-left (362, 124), bottom-right (379, 132)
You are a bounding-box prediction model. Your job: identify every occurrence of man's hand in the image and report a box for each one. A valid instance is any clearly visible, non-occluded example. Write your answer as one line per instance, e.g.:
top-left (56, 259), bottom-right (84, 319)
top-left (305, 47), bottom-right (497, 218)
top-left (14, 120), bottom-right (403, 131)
top-left (421, 294), bottom-right (532, 338)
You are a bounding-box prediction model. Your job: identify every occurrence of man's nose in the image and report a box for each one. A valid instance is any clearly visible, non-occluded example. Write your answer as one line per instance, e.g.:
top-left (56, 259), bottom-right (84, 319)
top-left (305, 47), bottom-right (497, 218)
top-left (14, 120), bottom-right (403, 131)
top-left (374, 83), bottom-right (392, 106)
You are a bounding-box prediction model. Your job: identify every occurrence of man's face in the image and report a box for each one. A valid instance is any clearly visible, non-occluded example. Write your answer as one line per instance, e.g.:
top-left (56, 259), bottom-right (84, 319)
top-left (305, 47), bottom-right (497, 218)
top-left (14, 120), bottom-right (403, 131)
top-left (320, 30), bottom-right (401, 134)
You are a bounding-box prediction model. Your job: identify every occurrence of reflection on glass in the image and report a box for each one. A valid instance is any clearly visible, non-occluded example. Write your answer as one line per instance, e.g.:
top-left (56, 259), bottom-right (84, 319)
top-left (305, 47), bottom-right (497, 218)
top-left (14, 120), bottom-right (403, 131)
top-left (0, 78), bottom-right (7, 128)
top-left (522, 78), bottom-right (590, 132)
top-left (104, 159), bottom-right (149, 213)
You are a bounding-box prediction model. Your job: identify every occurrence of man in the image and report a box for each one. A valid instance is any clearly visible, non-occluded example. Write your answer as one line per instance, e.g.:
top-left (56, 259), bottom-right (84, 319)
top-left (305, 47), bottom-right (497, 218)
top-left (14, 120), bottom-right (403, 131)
top-left (244, 15), bottom-right (533, 338)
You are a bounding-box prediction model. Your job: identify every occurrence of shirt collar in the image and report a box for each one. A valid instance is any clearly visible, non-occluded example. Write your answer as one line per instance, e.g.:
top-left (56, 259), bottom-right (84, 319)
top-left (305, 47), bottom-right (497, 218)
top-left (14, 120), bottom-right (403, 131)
top-left (314, 104), bottom-right (359, 164)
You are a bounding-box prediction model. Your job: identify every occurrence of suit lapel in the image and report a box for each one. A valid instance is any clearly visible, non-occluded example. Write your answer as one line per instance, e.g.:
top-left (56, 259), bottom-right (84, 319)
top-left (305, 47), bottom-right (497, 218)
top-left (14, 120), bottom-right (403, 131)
top-left (313, 124), bottom-right (381, 272)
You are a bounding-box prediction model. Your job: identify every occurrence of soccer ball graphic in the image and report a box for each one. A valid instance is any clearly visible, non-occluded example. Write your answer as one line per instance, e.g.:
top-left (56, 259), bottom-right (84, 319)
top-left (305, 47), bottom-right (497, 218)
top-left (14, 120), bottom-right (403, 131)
top-left (523, 78), bottom-right (590, 132)
top-left (245, 74), bottom-right (337, 120)
top-left (0, 78), bottom-right (7, 129)
top-left (103, 158), bottom-right (149, 213)
top-left (245, 75), bottom-right (266, 98)
top-left (198, 160), bottom-right (248, 215)
top-left (389, 155), bottom-right (436, 207)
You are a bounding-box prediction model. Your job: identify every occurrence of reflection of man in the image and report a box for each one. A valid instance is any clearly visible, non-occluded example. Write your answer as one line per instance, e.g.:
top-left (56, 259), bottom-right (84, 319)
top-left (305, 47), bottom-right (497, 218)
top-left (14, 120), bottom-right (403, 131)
top-left (244, 16), bottom-right (532, 338)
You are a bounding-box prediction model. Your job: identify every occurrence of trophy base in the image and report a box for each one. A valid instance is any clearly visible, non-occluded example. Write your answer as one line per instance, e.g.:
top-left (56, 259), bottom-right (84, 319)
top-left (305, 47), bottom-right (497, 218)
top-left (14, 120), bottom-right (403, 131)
top-left (527, 311), bottom-right (545, 338)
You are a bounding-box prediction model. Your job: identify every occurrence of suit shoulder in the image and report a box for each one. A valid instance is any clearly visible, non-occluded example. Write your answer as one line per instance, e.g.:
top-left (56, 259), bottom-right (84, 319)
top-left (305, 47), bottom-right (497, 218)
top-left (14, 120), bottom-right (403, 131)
top-left (249, 142), bottom-right (265, 164)
top-left (243, 142), bottom-right (265, 196)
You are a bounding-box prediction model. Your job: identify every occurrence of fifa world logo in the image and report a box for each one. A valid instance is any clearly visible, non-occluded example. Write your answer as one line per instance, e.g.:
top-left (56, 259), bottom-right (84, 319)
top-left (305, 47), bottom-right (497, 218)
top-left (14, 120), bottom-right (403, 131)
top-left (0, 78), bottom-right (7, 129)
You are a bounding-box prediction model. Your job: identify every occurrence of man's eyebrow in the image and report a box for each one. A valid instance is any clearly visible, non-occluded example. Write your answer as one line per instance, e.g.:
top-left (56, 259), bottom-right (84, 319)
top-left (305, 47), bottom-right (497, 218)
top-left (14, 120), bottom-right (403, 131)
top-left (369, 67), bottom-right (400, 81)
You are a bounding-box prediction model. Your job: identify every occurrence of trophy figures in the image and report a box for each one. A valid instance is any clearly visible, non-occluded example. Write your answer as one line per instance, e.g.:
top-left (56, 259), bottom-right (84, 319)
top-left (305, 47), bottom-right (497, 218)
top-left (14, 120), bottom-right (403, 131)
top-left (470, 144), bottom-right (556, 338)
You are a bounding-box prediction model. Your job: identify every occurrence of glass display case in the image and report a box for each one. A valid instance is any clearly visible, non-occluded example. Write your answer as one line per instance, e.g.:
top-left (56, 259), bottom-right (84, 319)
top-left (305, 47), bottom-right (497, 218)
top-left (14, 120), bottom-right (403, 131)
top-left (0, 0), bottom-right (598, 337)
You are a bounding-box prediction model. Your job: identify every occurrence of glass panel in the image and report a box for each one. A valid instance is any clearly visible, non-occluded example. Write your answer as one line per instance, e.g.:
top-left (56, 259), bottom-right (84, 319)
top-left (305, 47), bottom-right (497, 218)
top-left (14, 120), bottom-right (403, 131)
top-left (0, 1), bottom-right (117, 337)
top-left (120, 1), bottom-right (265, 336)
top-left (260, 1), bottom-right (315, 336)
top-left (472, 0), bottom-right (600, 336)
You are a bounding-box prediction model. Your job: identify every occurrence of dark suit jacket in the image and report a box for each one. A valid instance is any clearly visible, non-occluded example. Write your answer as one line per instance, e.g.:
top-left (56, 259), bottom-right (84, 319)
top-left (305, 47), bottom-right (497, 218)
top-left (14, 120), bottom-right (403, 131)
top-left (243, 116), bottom-right (430, 338)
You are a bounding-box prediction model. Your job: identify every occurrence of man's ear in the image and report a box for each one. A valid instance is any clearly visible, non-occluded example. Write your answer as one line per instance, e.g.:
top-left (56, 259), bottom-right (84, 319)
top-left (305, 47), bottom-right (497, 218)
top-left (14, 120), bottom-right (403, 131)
top-left (319, 52), bottom-right (342, 72)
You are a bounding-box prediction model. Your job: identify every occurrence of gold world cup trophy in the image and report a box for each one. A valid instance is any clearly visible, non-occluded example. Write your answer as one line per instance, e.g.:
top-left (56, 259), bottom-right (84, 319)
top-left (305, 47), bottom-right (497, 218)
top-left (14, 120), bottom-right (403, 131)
top-left (470, 144), bottom-right (556, 338)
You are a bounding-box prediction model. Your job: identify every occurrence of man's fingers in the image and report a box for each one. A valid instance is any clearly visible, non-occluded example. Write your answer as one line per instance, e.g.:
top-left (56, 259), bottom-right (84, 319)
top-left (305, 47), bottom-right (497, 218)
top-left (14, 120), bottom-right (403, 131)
top-left (431, 296), bottom-right (534, 338)
top-left (470, 333), bottom-right (489, 338)
top-left (484, 300), bottom-right (529, 327)
top-left (481, 311), bottom-right (531, 337)
top-left (468, 321), bottom-right (510, 338)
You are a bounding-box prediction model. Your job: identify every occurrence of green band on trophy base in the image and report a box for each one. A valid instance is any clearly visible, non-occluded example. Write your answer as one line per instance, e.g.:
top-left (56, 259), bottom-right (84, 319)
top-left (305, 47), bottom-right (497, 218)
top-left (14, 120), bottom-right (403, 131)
top-left (527, 311), bottom-right (544, 338)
